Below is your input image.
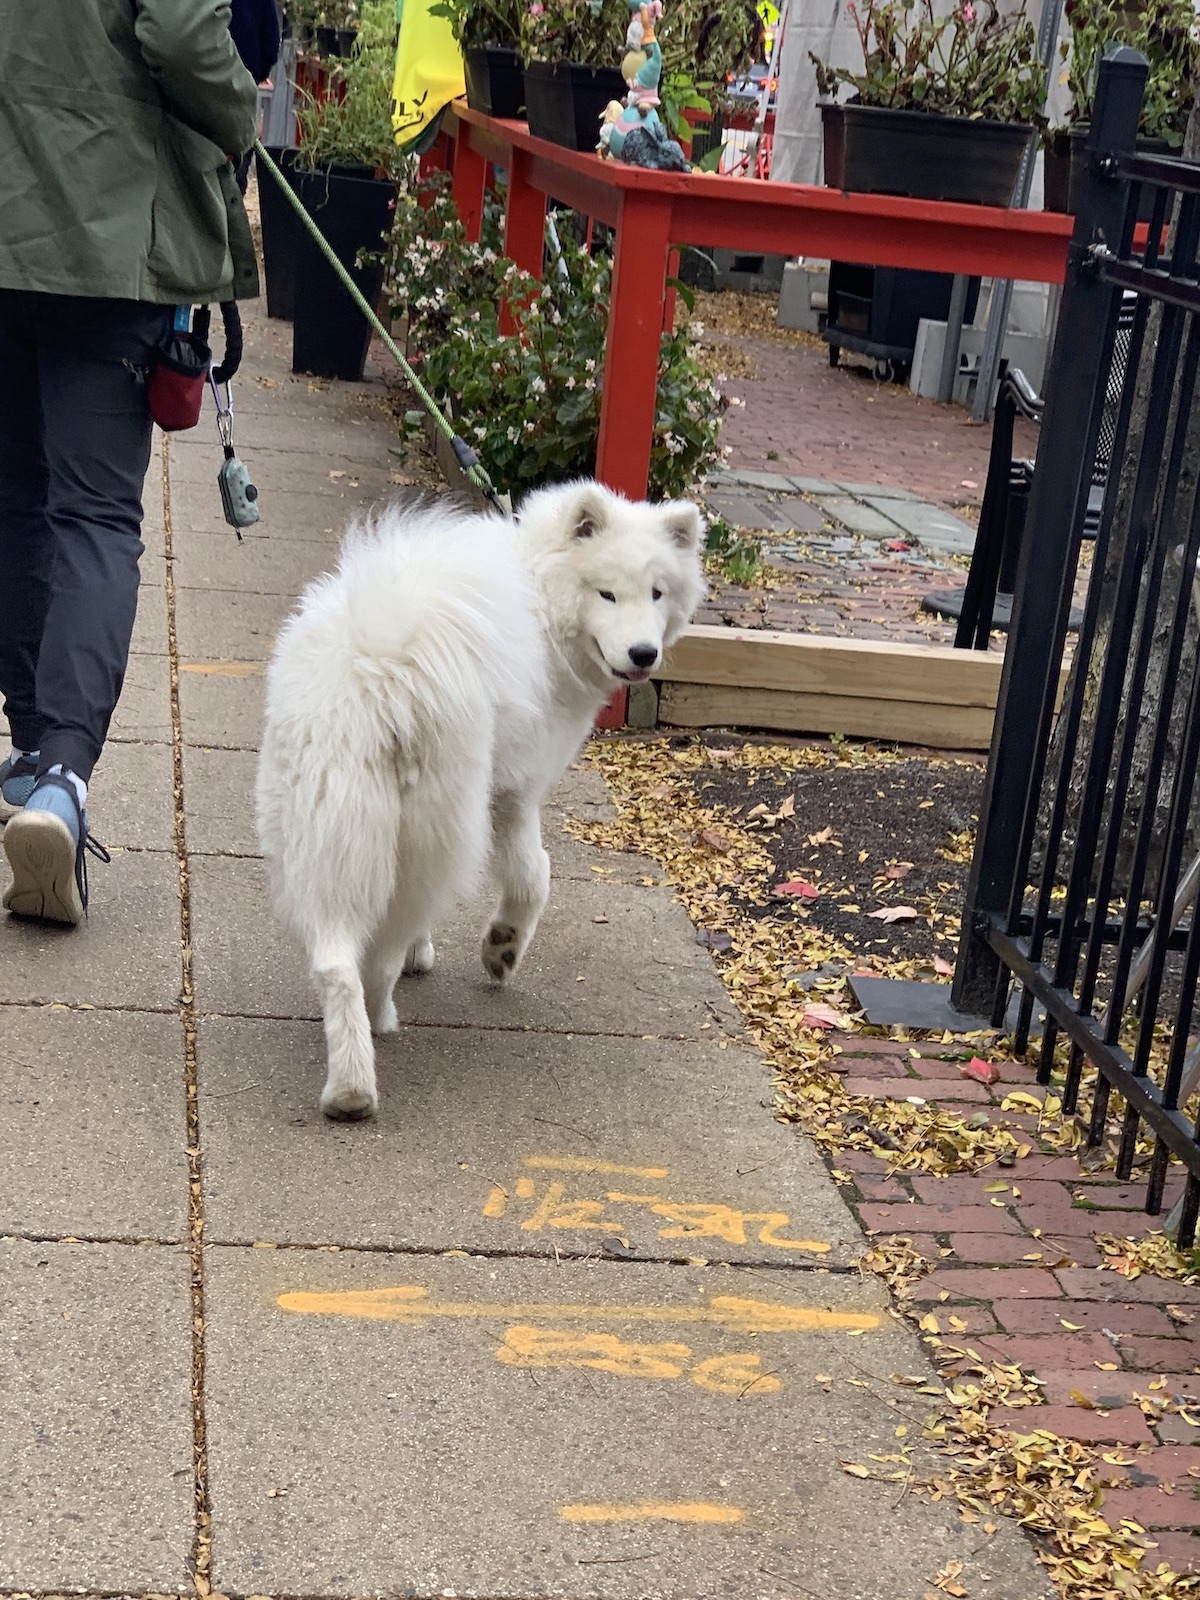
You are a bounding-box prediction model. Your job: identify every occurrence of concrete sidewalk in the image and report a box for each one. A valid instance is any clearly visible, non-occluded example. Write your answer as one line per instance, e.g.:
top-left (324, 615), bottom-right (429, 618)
top-left (0, 309), bottom-right (1051, 1600)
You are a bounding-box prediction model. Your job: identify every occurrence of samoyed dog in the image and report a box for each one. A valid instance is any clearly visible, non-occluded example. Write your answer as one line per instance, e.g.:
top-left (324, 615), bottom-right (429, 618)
top-left (256, 480), bottom-right (705, 1120)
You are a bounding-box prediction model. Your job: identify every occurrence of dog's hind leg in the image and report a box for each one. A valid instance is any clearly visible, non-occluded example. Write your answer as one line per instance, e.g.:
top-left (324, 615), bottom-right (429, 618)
top-left (402, 934), bottom-right (436, 976)
top-left (363, 899), bottom-right (428, 1030)
top-left (482, 791), bottom-right (551, 983)
top-left (312, 937), bottom-right (378, 1120)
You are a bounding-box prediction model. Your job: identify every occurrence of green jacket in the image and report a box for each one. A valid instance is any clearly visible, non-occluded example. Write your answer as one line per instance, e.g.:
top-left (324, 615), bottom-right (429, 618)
top-left (0, 0), bottom-right (260, 304)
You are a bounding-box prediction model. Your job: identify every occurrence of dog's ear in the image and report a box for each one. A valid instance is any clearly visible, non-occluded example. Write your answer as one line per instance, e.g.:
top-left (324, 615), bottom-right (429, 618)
top-left (570, 483), bottom-right (610, 541)
top-left (661, 501), bottom-right (703, 551)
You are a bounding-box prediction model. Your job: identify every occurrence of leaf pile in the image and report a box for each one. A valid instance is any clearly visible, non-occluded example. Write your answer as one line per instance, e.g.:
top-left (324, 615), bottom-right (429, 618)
top-left (1096, 1233), bottom-right (1200, 1286)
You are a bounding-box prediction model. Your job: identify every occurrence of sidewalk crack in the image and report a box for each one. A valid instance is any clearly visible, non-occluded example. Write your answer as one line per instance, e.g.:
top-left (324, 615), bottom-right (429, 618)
top-left (163, 434), bottom-right (212, 1597)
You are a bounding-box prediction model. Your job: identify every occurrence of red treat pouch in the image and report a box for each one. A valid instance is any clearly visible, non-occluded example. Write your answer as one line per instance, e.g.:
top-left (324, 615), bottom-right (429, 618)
top-left (146, 329), bottom-right (211, 431)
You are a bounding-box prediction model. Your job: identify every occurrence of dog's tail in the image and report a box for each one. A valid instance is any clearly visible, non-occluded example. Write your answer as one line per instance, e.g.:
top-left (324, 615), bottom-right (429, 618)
top-left (312, 942), bottom-right (377, 1119)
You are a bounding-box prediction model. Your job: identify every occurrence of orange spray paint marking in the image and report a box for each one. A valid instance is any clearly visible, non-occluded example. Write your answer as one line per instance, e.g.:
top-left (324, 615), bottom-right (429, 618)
top-left (275, 1286), bottom-right (880, 1335)
top-left (523, 1155), bottom-right (671, 1179)
top-left (560, 1502), bottom-right (744, 1525)
top-left (179, 661), bottom-right (260, 677)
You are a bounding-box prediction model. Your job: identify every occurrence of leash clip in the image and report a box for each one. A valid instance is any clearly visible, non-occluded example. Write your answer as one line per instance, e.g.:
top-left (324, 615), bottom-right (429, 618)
top-left (209, 371), bottom-right (236, 455)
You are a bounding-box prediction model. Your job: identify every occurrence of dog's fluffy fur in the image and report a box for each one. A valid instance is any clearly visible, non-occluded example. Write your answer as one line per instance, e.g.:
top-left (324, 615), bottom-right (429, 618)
top-left (256, 480), bottom-right (705, 1118)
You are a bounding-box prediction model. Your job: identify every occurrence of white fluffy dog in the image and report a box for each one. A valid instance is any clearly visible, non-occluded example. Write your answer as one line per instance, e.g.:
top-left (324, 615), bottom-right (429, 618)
top-left (256, 480), bottom-right (705, 1120)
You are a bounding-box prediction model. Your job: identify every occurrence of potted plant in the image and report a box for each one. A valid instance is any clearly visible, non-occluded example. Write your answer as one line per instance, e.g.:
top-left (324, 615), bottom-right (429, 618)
top-left (308, 0), bottom-right (359, 56)
top-left (519, 0), bottom-right (630, 149)
top-left (292, 0), bottom-right (409, 380)
top-left (812, 0), bottom-right (1046, 206)
top-left (1045, 0), bottom-right (1198, 212)
top-left (433, 0), bottom-right (528, 118)
top-left (658, 0), bottom-right (760, 156)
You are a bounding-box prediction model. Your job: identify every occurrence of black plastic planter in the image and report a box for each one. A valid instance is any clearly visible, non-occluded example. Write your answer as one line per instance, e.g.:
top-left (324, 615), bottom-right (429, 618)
top-left (1044, 126), bottom-right (1171, 221)
top-left (463, 45), bottom-right (526, 119)
top-left (256, 145), bottom-right (301, 321)
top-left (291, 165), bottom-right (396, 382)
top-left (821, 103), bottom-right (1031, 206)
top-left (524, 60), bottom-right (626, 151)
top-left (315, 24), bottom-right (338, 56)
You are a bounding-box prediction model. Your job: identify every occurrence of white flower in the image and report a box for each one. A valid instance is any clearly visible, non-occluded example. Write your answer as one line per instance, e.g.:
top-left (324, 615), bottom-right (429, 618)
top-left (566, 376), bottom-right (576, 389)
top-left (530, 376), bottom-right (546, 395)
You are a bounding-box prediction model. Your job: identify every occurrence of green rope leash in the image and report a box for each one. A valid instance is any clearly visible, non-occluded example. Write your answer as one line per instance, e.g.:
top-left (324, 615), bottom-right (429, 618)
top-left (253, 140), bottom-right (503, 511)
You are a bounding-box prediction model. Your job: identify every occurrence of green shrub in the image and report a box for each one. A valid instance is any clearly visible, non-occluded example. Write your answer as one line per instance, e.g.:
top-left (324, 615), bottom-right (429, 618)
top-left (386, 181), bottom-right (725, 500)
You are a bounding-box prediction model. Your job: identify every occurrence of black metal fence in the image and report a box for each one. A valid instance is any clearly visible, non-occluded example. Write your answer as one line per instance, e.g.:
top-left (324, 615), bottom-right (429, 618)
top-left (954, 47), bottom-right (1200, 1243)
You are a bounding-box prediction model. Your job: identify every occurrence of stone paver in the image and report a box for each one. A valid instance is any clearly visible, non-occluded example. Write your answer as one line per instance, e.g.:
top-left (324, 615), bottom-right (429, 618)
top-left (697, 469), bottom-right (982, 648)
top-left (188, 853), bottom-right (743, 1040)
top-left (204, 1247), bottom-right (1044, 1600)
top-left (0, 1006), bottom-right (187, 1239)
top-left (177, 662), bottom-right (266, 748)
top-left (0, 302), bottom-right (1055, 1597)
top-left (0, 849), bottom-right (181, 1010)
top-left (0, 1239), bottom-right (193, 1592)
top-left (197, 1017), bottom-right (859, 1263)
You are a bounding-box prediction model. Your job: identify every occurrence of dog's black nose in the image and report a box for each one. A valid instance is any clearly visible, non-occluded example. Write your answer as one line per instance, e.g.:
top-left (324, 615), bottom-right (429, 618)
top-left (628, 644), bottom-right (659, 670)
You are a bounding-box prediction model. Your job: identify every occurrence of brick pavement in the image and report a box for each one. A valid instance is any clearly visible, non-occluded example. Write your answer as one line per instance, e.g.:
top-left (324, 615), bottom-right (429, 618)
top-left (827, 1031), bottom-right (1200, 1576)
top-left (715, 331), bottom-right (1040, 513)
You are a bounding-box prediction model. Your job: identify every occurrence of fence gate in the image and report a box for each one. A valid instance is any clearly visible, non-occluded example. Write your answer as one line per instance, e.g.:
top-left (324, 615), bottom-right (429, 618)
top-left (954, 47), bottom-right (1200, 1244)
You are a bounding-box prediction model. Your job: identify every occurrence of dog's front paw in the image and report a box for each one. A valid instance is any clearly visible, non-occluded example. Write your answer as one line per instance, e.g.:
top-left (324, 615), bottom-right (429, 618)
top-left (482, 921), bottom-right (521, 982)
top-left (320, 1080), bottom-right (379, 1121)
top-left (403, 935), bottom-right (436, 976)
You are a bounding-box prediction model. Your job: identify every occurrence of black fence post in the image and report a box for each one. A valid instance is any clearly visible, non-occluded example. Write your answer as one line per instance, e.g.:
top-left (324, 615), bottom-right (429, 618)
top-left (953, 47), bottom-right (1149, 1017)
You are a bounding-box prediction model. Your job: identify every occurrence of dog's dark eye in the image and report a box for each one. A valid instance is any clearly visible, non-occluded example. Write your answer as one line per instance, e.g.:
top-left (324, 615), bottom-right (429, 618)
top-left (652, 588), bottom-right (663, 601)
top-left (599, 590), bottom-right (616, 603)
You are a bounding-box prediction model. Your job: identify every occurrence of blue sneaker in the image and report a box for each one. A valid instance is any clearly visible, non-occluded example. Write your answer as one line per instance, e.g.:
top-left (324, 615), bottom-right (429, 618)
top-left (2, 773), bottom-right (110, 926)
top-left (0, 752), bottom-right (38, 821)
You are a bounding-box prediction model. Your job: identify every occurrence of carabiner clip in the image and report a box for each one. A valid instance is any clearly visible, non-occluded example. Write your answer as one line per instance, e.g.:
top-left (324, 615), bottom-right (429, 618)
top-left (209, 370), bottom-right (235, 455)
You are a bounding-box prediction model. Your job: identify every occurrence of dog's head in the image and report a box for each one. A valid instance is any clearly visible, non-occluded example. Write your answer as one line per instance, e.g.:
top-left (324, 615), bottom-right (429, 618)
top-left (517, 480), bottom-right (706, 690)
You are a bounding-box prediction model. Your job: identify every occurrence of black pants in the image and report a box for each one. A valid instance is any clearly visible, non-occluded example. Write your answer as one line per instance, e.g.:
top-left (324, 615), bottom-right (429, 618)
top-left (0, 291), bottom-right (170, 782)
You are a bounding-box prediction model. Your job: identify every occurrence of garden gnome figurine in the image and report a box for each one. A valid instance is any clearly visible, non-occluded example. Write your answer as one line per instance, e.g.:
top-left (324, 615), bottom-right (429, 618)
top-left (598, 2), bottom-right (690, 170)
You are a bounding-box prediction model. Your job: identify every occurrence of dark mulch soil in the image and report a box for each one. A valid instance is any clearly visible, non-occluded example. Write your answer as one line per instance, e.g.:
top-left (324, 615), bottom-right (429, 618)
top-left (677, 734), bottom-right (986, 967)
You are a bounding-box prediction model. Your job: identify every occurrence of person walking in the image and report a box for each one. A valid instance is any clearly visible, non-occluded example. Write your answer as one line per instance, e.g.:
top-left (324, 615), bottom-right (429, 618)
top-left (0, 0), bottom-right (259, 925)
top-left (231, 0), bottom-right (282, 86)
top-left (230, 0), bottom-right (283, 192)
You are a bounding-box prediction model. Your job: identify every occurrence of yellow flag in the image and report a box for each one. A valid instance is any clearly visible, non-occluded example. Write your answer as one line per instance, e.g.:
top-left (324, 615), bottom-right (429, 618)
top-left (392, 0), bottom-right (465, 147)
